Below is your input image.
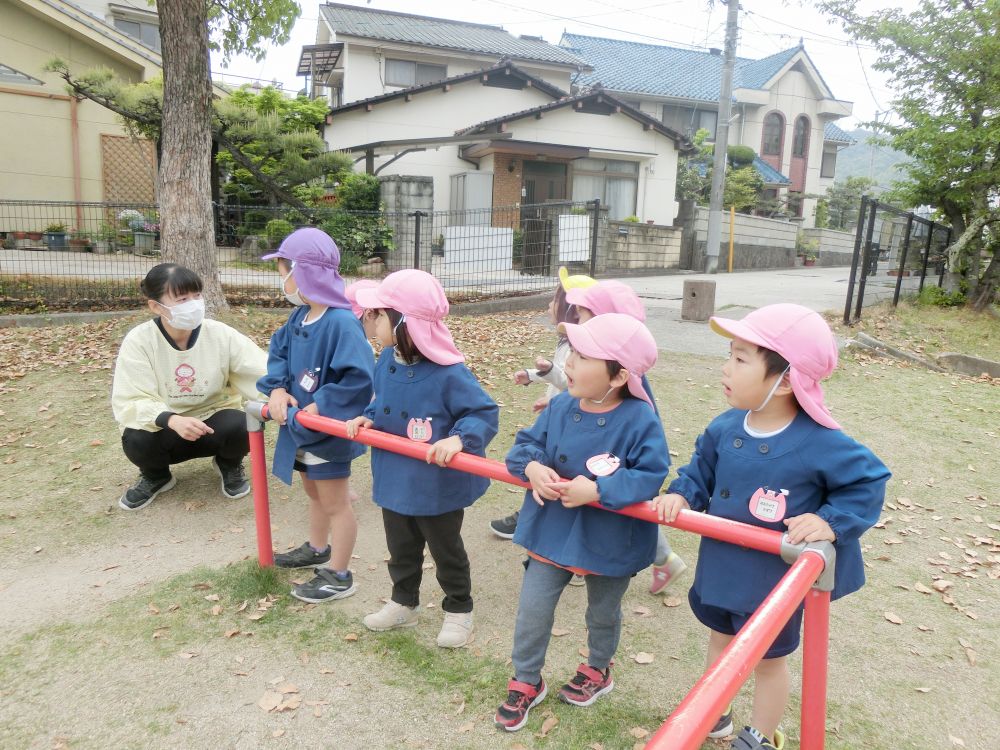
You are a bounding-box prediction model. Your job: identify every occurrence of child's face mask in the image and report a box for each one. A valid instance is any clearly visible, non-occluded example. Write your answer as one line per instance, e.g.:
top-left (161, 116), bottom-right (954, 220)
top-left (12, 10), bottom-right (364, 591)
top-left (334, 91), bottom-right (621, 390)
top-left (280, 265), bottom-right (306, 307)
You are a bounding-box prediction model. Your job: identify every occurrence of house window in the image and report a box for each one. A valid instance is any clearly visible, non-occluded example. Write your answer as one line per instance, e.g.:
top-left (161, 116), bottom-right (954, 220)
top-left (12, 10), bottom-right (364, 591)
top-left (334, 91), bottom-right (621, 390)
top-left (696, 109), bottom-right (718, 137)
top-left (113, 16), bottom-right (161, 51)
top-left (762, 112), bottom-right (784, 156)
top-left (662, 106), bottom-right (717, 138)
top-left (385, 59), bottom-right (447, 87)
top-left (571, 158), bottom-right (639, 221)
top-left (820, 150), bottom-right (837, 178)
top-left (0, 63), bottom-right (42, 85)
top-left (793, 115), bottom-right (810, 157)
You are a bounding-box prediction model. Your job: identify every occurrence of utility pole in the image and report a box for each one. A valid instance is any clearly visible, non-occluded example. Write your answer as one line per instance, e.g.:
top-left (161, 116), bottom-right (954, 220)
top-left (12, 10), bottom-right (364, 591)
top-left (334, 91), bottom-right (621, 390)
top-left (704, 0), bottom-right (740, 274)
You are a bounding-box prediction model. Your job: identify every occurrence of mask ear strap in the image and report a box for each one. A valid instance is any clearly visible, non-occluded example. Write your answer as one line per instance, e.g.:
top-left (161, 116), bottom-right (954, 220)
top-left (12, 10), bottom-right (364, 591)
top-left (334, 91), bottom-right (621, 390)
top-left (753, 365), bottom-right (791, 412)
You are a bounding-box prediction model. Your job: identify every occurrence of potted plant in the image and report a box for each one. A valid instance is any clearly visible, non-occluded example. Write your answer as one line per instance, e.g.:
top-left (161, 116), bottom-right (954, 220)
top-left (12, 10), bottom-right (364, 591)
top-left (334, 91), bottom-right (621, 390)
top-left (803, 250), bottom-right (818, 267)
top-left (68, 231), bottom-right (92, 251)
top-left (43, 223), bottom-right (68, 249)
top-left (93, 223), bottom-right (116, 254)
top-left (133, 215), bottom-right (159, 254)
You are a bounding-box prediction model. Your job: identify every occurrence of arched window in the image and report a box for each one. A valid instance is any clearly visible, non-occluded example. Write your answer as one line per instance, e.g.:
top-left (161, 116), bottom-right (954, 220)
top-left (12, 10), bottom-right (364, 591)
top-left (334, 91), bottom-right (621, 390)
top-left (793, 115), bottom-right (810, 157)
top-left (762, 112), bottom-right (784, 156)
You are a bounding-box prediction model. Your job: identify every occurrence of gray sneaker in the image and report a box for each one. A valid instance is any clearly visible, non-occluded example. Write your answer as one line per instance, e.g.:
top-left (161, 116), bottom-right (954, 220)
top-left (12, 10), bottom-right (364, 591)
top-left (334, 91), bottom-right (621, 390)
top-left (212, 457), bottom-right (251, 499)
top-left (291, 568), bottom-right (356, 603)
top-left (119, 474), bottom-right (176, 511)
top-left (274, 541), bottom-right (332, 569)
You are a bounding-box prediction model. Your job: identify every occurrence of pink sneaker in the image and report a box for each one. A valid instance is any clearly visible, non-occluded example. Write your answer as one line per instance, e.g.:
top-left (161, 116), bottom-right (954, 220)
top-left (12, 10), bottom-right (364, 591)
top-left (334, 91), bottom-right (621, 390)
top-left (649, 552), bottom-right (688, 595)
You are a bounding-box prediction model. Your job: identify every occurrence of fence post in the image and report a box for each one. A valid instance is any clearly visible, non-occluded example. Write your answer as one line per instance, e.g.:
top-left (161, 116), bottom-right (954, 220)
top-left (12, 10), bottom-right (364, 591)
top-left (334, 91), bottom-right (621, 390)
top-left (843, 196), bottom-right (868, 325)
top-left (892, 214), bottom-right (914, 307)
top-left (918, 221), bottom-right (935, 292)
top-left (412, 210), bottom-right (424, 270)
top-left (853, 200), bottom-right (879, 323)
top-left (589, 198), bottom-right (601, 277)
top-left (938, 227), bottom-right (952, 287)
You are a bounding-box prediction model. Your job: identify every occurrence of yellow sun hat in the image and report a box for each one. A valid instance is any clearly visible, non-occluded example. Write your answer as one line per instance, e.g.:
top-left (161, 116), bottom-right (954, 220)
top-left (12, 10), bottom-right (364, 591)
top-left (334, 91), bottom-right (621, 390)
top-left (558, 266), bottom-right (598, 291)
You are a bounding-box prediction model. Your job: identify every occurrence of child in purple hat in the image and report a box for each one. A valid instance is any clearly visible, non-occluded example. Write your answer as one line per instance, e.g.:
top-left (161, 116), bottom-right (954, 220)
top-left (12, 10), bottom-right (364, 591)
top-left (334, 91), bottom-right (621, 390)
top-left (496, 314), bottom-right (670, 732)
top-left (345, 270), bottom-right (499, 649)
top-left (257, 228), bottom-right (375, 603)
top-left (653, 303), bottom-right (890, 750)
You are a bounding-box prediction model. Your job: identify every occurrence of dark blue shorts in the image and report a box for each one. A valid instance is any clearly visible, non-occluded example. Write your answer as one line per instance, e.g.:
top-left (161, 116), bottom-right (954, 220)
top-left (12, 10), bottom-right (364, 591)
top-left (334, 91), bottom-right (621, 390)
top-left (293, 459), bottom-right (351, 480)
top-left (688, 586), bottom-right (803, 659)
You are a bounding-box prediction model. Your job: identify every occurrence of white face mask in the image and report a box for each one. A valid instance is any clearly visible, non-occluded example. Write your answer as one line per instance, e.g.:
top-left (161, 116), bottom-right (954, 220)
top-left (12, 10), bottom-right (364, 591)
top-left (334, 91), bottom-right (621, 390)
top-left (280, 268), bottom-right (306, 307)
top-left (159, 298), bottom-right (205, 331)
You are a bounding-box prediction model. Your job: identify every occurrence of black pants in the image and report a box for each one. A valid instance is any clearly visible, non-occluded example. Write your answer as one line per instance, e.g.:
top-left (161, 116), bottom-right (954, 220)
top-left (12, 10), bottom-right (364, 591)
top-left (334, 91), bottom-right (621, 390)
top-left (382, 507), bottom-right (473, 614)
top-left (121, 409), bottom-right (250, 481)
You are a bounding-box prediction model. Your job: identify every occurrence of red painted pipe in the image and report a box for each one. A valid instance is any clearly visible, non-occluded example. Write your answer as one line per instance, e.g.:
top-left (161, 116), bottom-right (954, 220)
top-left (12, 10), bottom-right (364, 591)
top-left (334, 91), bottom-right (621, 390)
top-left (800, 588), bottom-right (832, 749)
top-left (247, 427), bottom-right (274, 567)
top-left (644, 552), bottom-right (827, 750)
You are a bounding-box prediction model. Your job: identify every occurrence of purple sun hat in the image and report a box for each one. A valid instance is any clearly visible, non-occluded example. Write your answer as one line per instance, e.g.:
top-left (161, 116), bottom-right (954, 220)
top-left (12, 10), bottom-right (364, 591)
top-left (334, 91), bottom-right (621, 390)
top-left (262, 227), bottom-right (350, 309)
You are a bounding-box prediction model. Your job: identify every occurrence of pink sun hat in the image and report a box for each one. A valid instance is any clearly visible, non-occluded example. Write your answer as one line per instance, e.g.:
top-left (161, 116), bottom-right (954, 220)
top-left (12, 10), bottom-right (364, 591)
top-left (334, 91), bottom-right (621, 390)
top-left (354, 269), bottom-right (464, 366)
top-left (566, 280), bottom-right (646, 321)
top-left (558, 313), bottom-right (657, 408)
top-left (345, 279), bottom-right (378, 319)
top-left (709, 303), bottom-right (841, 430)
top-left (261, 228), bottom-right (350, 310)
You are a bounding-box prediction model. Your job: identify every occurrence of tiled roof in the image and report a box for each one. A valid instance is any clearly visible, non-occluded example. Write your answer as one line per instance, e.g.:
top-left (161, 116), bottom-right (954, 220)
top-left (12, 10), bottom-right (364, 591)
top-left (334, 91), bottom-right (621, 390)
top-left (823, 122), bottom-right (855, 144)
top-left (328, 61), bottom-right (566, 116)
top-left (456, 88), bottom-right (692, 150)
top-left (320, 3), bottom-right (586, 67)
top-left (752, 156), bottom-right (791, 186)
top-left (560, 33), bottom-right (804, 101)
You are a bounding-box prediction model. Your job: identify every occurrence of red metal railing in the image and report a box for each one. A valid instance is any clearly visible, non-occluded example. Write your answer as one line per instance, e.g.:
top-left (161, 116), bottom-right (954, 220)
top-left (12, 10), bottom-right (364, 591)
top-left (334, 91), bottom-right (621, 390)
top-left (245, 405), bottom-right (832, 749)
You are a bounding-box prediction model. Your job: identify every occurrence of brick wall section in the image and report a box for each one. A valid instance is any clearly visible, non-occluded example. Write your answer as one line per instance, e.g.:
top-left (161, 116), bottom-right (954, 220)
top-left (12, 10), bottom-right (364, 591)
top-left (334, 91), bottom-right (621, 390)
top-left (491, 154), bottom-right (522, 228)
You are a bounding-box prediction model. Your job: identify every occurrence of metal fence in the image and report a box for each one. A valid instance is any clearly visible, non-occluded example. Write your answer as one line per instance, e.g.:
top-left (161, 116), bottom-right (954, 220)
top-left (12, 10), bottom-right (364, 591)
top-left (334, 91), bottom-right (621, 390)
top-left (843, 196), bottom-right (952, 324)
top-left (1, 199), bottom-right (608, 312)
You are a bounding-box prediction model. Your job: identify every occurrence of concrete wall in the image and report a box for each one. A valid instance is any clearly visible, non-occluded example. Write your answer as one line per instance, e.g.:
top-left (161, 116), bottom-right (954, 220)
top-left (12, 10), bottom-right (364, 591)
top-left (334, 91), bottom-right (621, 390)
top-left (803, 226), bottom-right (854, 266)
top-left (606, 220), bottom-right (682, 271)
top-left (688, 206), bottom-right (798, 270)
top-left (378, 175), bottom-right (433, 272)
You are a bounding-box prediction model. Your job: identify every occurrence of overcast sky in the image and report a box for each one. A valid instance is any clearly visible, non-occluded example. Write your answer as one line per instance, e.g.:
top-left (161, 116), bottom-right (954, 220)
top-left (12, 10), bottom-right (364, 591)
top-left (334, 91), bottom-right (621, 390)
top-left (215, 0), bottom-right (910, 129)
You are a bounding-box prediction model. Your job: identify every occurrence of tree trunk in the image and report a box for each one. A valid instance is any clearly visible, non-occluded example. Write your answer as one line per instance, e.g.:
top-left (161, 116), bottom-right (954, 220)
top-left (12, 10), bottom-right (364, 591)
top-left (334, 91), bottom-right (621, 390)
top-left (970, 251), bottom-right (998, 311)
top-left (157, 0), bottom-right (226, 310)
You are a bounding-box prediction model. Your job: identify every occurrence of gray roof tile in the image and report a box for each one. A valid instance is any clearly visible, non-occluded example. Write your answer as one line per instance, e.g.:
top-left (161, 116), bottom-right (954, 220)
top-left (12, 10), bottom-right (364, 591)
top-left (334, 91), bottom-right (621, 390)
top-left (561, 33), bottom-right (804, 101)
top-left (823, 122), bottom-right (855, 143)
top-left (321, 4), bottom-right (586, 67)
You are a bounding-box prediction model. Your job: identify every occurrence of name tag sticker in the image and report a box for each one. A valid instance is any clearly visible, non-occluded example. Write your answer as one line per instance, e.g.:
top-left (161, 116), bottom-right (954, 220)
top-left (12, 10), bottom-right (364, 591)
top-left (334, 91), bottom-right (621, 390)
top-left (586, 452), bottom-right (620, 477)
top-left (749, 487), bottom-right (788, 523)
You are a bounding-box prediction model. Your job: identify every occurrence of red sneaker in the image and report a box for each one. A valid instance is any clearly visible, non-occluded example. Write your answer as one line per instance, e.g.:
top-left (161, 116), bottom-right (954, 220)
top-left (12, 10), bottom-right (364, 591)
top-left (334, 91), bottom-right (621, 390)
top-left (494, 678), bottom-right (546, 732)
top-left (558, 663), bottom-right (614, 706)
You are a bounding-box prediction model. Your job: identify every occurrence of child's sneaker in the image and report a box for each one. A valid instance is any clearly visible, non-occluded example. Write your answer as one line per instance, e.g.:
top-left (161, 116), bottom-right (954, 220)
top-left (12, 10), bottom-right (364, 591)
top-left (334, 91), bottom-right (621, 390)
top-left (437, 611), bottom-right (474, 648)
top-left (494, 678), bottom-right (546, 732)
top-left (708, 705), bottom-right (735, 738)
top-left (649, 551), bottom-right (688, 595)
top-left (557, 663), bottom-right (614, 706)
top-left (489, 511), bottom-right (519, 539)
top-left (363, 600), bottom-right (419, 631)
top-left (274, 541), bottom-right (331, 569)
top-left (290, 568), bottom-right (355, 603)
top-left (731, 726), bottom-right (785, 749)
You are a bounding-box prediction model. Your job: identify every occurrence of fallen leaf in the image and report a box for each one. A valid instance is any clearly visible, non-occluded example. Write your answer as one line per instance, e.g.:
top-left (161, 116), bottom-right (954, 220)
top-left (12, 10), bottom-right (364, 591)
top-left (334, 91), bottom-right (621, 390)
top-left (456, 721), bottom-right (475, 733)
top-left (148, 603), bottom-right (160, 615)
top-left (537, 715), bottom-right (559, 737)
top-left (236, 600), bottom-right (249, 612)
top-left (913, 582), bottom-right (933, 594)
top-left (632, 605), bottom-right (651, 616)
top-left (247, 611), bottom-right (267, 621)
top-left (915, 687), bottom-right (931, 693)
top-left (178, 651), bottom-right (198, 659)
top-left (662, 595), bottom-right (683, 607)
top-left (932, 580), bottom-right (953, 592)
top-left (90, 439), bottom-right (104, 446)
top-left (629, 727), bottom-right (650, 739)
top-left (204, 593), bottom-right (221, 602)
top-left (258, 691), bottom-right (283, 712)
top-left (551, 627), bottom-right (570, 637)
top-left (634, 652), bottom-right (655, 664)
top-left (272, 730), bottom-right (285, 738)
top-left (343, 633), bottom-right (359, 642)
top-left (224, 629), bottom-right (240, 638)
top-left (884, 612), bottom-right (903, 625)
top-left (277, 695), bottom-right (302, 712)
top-left (276, 682), bottom-right (299, 694)
top-left (211, 604), bottom-right (223, 616)
top-left (950, 736), bottom-right (965, 747)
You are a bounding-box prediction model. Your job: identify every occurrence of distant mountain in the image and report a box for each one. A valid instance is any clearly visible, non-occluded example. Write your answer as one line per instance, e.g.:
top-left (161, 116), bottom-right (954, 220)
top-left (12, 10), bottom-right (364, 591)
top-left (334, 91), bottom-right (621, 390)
top-left (833, 128), bottom-right (911, 191)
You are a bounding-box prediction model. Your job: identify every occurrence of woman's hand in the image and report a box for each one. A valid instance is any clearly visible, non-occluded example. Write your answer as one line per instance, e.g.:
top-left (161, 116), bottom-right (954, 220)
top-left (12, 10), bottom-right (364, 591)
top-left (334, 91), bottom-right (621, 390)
top-left (651, 493), bottom-right (689, 523)
top-left (524, 461), bottom-right (562, 506)
top-left (267, 388), bottom-right (297, 425)
top-left (545, 476), bottom-right (598, 508)
top-left (344, 416), bottom-right (373, 439)
top-left (426, 435), bottom-right (463, 466)
top-left (167, 415), bottom-right (214, 442)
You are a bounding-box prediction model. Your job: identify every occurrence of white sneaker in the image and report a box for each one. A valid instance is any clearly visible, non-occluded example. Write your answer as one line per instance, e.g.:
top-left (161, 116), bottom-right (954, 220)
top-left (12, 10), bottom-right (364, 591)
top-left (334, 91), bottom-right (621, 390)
top-left (436, 611), bottom-right (474, 648)
top-left (363, 600), bottom-right (419, 632)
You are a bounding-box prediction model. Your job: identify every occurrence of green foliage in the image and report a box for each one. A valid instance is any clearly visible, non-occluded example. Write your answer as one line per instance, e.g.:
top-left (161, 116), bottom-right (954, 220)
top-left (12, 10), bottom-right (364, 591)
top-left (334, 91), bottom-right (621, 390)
top-left (823, 176), bottom-right (877, 231)
top-left (623, 215), bottom-right (641, 223)
top-left (44, 223), bottom-right (67, 234)
top-left (724, 165), bottom-right (764, 213)
top-left (726, 144), bottom-right (756, 168)
top-left (916, 285), bottom-right (966, 308)
top-left (331, 173), bottom-right (381, 212)
top-left (319, 213), bottom-right (394, 260)
top-left (337, 252), bottom-right (364, 276)
top-left (207, 0), bottom-right (300, 65)
top-left (264, 219), bottom-right (294, 247)
top-left (569, 205), bottom-right (589, 215)
top-left (796, 232), bottom-right (819, 259)
top-left (814, 199), bottom-right (830, 229)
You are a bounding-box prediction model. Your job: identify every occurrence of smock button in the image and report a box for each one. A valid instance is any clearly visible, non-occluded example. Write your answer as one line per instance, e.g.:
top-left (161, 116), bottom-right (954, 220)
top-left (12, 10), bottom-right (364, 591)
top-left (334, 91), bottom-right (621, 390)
top-left (759, 443), bottom-right (769, 454)
top-left (572, 413), bottom-right (582, 422)
top-left (733, 438), bottom-right (743, 448)
top-left (597, 417), bottom-right (606, 426)
top-left (388, 365), bottom-right (396, 373)
top-left (407, 370), bottom-right (414, 378)
top-left (401, 411), bottom-right (408, 419)
top-left (720, 488), bottom-right (730, 499)
top-left (383, 407), bottom-right (390, 415)
top-left (558, 455), bottom-right (567, 463)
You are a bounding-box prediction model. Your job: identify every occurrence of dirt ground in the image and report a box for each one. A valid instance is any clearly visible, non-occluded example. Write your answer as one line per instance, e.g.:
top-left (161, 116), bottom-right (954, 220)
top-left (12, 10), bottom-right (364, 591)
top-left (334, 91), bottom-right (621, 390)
top-left (0, 311), bottom-right (997, 750)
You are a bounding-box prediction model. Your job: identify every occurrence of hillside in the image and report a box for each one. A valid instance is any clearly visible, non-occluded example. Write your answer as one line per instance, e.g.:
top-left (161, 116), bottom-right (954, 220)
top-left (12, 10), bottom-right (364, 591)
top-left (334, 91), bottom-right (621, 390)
top-left (833, 128), bottom-right (911, 190)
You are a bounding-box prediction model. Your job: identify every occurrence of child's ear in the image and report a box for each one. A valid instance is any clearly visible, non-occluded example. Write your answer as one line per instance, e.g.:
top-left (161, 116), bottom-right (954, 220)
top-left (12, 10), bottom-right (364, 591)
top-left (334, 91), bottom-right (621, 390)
top-left (773, 371), bottom-right (794, 397)
top-left (611, 367), bottom-right (631, 389)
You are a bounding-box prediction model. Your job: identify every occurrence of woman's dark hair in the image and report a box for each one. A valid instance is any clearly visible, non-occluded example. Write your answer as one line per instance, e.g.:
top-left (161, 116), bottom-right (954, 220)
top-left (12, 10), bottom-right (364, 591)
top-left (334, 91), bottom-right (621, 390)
top-left (759, 347), bottom-right (791, 378)
top-left (140, 263), bottom-right (203, 302)
top-left (385, 308), bottom-right (422, 363)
